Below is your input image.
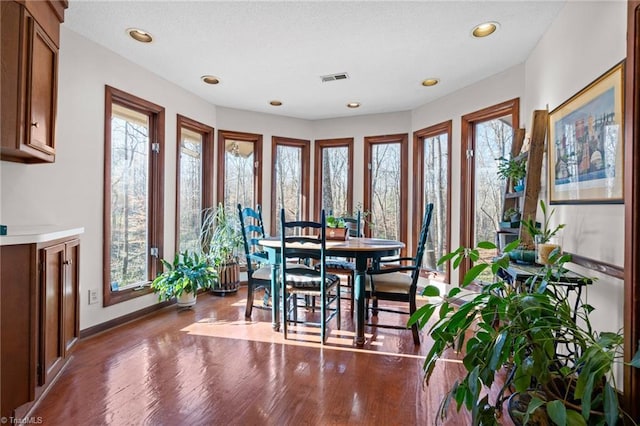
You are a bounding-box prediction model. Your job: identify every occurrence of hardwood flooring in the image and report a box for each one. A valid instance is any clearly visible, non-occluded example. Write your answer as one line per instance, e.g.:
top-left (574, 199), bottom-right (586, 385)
top-left (31, 288), bottom-right (510, 425)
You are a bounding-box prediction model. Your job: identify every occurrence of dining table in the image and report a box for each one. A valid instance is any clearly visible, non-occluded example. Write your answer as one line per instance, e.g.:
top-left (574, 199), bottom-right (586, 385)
top-left (258, 236), bottom-right (405, 346)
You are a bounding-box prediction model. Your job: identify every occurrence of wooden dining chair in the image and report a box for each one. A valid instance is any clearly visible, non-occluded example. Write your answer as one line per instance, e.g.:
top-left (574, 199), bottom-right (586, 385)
top-left (237, 204), bottom-right (272, 318)
top-left (280, 209), bottom-right (341, 343)
top-left (365, 203), bottom-right (434, 344)
top-left (323, 211), bottom-right (361, 315)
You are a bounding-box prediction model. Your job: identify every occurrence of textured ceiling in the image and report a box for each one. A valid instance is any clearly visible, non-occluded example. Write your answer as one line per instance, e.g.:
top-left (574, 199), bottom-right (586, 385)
top-left (64, 1), bottom-right (565, 120)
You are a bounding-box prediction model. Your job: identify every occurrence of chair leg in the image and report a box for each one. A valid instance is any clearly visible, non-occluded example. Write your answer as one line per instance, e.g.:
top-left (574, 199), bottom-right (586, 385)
top-left (410, 297), bottom-right (420, 345)
top-left (349, 272), bottom-right (354, 316)
top-left (244, 282), bottom-right (254, 319)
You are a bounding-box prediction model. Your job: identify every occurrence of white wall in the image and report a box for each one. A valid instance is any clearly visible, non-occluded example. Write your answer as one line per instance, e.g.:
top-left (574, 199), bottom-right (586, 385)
top-left (523, 0), bottom-right (626, 338)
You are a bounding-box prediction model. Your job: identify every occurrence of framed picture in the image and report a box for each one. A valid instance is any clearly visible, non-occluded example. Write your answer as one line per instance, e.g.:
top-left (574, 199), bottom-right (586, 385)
top-left (548, 61), bottom-right (624, 204)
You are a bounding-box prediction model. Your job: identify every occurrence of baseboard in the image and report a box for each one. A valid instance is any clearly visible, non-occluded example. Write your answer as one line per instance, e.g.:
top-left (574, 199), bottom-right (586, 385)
top-left (79, 300), bottom-right (174, 339)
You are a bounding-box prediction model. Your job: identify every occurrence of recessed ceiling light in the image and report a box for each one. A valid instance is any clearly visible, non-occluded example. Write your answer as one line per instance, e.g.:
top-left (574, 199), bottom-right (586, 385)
top-left (346, 102), bottom-right (360, 109)
top-left (269, 100), bottom-right (282, 106)
top-left (201, 75), bottom-right (220, 85)
top-left (127, 28), bottom-right (153, 43)
top-left (421, 78), bottom-right (439, 87)
top-left (472, 21), bottom-right (499, 38)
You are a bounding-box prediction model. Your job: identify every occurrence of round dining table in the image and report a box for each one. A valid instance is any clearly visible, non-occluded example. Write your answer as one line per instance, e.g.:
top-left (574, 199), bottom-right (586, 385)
top-left (258, 237), bottom-right (405, 346)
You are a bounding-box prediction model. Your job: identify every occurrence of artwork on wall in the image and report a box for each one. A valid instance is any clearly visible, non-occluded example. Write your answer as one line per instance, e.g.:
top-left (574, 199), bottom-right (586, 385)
top-left (548, 61), bottom-right (624, 204)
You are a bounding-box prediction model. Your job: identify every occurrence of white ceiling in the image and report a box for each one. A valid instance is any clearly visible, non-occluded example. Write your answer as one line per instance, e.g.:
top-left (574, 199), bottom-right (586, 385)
top-left (64, 1), bottom-right (565, 120)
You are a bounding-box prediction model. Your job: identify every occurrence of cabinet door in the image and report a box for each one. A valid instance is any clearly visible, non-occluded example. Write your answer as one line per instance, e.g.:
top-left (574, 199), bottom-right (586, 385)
top-left (26, 15), bottom-right (57, 157)
top-left (63, 239), bottom-right (80, 354)
top-left (40, 243), bottom-right (65, 386)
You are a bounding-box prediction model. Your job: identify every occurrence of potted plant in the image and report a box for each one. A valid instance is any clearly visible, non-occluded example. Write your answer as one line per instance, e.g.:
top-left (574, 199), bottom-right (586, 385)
top-left (497, 156), bottom-right (527, 192)
top-left (326, 215), bottom-right (349, 240)
top-left (522, 200), bottom-right (565, 265)
top-left (201, 203), bottom-right (244, 295)
top-left (151, 250), bottom-right (217, 308)
top-left (409, 241), bottom-right (640, 425)
top-left (500, 207), bottom-right (521, 228)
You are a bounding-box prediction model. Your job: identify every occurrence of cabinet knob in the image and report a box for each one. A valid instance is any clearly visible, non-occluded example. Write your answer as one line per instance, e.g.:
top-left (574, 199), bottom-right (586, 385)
top-left (31, 121), bottom-right (39, 128)
top-left (63, 259), bottom-right (72, 265)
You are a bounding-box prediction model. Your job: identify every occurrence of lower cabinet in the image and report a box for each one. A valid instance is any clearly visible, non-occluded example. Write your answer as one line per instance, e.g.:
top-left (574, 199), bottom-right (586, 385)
top-left (0, 236), bottom-right (80, 418)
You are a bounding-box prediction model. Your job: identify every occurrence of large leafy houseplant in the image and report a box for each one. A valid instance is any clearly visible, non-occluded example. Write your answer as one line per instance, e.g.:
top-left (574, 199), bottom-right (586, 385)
top-left (409, 240), bottom-right (640, 425)
top-left (201, 203), bottom-right (244, 293)
top-left (151, 250), bottom-right (217, 304)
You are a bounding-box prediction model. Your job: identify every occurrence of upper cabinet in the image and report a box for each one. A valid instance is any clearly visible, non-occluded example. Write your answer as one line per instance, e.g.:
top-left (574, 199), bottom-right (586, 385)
top-left (1, 1), bottom-right (68, 163)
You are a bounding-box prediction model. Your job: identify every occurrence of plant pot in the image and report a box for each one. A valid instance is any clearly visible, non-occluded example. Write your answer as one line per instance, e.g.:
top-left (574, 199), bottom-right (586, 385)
top-left (326, 227), bottom-right (349, 241)
top-left (212, 260), bottom-right (240, 295)
top-left (535, 235), bottom-right (562, 265)
top-left (507, 392), bottom-right (550, 426)
top-left (177, 292), bottom-right (197, 308)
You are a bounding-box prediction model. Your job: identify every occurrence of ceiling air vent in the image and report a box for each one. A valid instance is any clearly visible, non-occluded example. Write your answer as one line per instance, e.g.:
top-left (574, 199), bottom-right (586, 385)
top-left (321, 72), bottom-right (349, 83)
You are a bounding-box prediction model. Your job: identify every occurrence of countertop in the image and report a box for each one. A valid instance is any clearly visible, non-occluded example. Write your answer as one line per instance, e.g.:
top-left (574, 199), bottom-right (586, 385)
top-left (0, 225), bottom-right (85, 246)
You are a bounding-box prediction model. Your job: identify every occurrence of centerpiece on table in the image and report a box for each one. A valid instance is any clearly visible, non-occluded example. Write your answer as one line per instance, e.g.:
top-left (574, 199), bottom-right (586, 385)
top-left (326, 215), bottom-right (349, 241)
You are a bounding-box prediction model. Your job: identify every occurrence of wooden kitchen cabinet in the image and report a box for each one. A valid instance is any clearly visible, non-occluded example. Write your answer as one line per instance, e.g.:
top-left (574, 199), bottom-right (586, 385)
top-left (0, 0), bottom-right (67, 163)
top-left (0, 229), bottom-right (81, 419)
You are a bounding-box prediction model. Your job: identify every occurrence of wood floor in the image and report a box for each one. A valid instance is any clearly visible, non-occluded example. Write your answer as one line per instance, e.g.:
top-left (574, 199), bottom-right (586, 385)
top-left (31, 287), bottom-right (509, 425)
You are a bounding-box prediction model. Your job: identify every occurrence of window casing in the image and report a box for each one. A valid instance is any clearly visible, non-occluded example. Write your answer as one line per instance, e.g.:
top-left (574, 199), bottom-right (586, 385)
top-left (413, 121), bottom-right (452, 282)
top-left (217, 130), bottom-right (262, 218)
top-left (460, 98), bottom-right (519, 282)
top-left (271, 136), bottom-right (310, 233)
top-left (314, 138), bottom-right (354, 218)
top-left (364, 134), bottom-right (408, 254)
top-left (103, 86), bottom-right (165, 306)
top-left (176, 115), bottom-right (214, 254)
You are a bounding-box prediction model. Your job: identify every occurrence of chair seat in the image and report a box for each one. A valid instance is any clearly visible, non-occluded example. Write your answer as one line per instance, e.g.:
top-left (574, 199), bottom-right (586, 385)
top-left (366, 272), bottom-right (412, 295)
top-left (324, 259), bottom-right (356, 270)
top-left (285, 270), bottom-right (340, 290)
top-left (252, 263), bottom-right (305, 281)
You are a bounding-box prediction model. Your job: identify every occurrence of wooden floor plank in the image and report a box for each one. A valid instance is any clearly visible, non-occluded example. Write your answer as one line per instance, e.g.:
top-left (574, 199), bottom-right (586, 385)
top-left (31, 288), bottom-right (508, 425)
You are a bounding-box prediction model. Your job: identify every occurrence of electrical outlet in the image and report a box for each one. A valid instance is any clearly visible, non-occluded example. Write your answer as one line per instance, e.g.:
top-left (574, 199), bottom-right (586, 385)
top-left (88, 289), bottom-right (99, 305)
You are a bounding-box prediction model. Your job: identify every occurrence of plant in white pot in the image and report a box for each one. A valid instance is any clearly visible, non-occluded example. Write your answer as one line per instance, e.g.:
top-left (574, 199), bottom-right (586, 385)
top-left (522, 200), bottom-right (565, 265)
top-left (151, 250), bottom-right (217, 308)
top-left (201, 203), bottom-right (244, 295)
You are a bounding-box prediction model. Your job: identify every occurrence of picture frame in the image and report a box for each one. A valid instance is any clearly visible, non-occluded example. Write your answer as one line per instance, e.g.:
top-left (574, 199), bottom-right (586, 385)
top-left (548, 61), bottom-right (624, 204)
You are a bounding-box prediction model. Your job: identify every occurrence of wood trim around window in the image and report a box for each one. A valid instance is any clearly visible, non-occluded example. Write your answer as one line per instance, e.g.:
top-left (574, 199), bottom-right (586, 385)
top-left (459, 98), bottom-right (519, 282)
top-left (271, 136), bottom-right (311, 231)
top-left (175, 115), bottom-right (214, 253)
top-left (216, 130), bottom-right (263, 208)
top-left (363, 133), bottom-right (409, 256)
top-left (313, 138), bottom-right (354, 218)
top-left (624, 1), bottom-right (640, 418)
top-left (103, 86), bottom-right (165, 306)
top-left (413, 121), bottom-right (452, 281)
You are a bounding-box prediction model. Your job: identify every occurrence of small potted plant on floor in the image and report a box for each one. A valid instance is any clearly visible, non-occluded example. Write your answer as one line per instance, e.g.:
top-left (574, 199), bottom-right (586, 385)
top-left (201, 203), bottom-right (244, 295)
top-left (151, 250), bottom-right (217, 308)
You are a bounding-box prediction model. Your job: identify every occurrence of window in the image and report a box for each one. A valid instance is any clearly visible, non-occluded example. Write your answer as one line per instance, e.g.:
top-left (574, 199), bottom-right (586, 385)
top-left (461, 98), bottom-right (519, 281)
top-left (364, 134), bottom-right (408, 251)
top-left (414, 121), bottom-right (451, 282)
top-left (176, 115), bottom-right (214, 254)
top-left (271, 136), bottom-right (310, 233)
top-left (217, 130), bottom-right (262, 215)
top-left (103, 86), bottom-right (165, 306)
top-left (314, 138), bottom-right (353, 217)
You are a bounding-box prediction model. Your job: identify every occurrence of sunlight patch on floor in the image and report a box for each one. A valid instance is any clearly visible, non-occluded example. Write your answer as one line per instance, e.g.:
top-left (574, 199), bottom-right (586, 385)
top-left (181, 318), bottom-right (426, 359)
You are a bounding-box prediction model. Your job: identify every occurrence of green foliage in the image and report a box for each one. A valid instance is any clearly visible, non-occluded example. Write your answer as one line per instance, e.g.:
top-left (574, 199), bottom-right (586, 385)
top-left (503, 207), bottom-right (520, 222)
top-left (151, 250), bottom-right (217, 301)
top-left (522, 199), bottom-right (565, 244)
top-left (201, 203), bottom-right (244, 266)
top-left (408, 241), bottom-right (640, 425)
top-left (496, 156), bottom-right (527, 182)
top-left (326, 216), bottom-right (346, 228)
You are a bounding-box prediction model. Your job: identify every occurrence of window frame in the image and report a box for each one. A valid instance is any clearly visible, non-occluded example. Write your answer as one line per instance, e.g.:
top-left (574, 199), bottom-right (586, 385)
top-left (460, 98), bottom-right (519, 281)
top-left (216, 130), bottom-right (263, 214)
top-left (363, 133), bottom-right (409, 255)
top-left (313, 138), bottom-right (354, 219)
top-left (271, 136), bottom-right (310, 231)
top-left (103, 85), bottom-right (165, 307)
top-left (175, 114), bottom-right (214, 254)
top-left (413, 120), bottom-right (452, 281)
